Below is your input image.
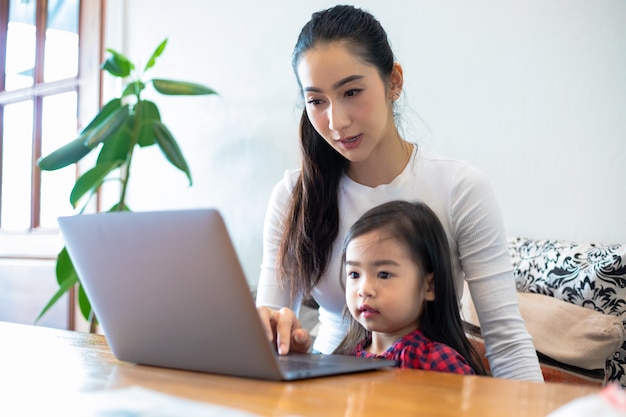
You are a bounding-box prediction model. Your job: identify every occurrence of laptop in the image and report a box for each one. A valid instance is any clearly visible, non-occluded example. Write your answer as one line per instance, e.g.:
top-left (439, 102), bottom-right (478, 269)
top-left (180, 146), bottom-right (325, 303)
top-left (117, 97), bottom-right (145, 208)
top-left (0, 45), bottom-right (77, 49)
top-left (57, 208), bottom-right (396, 380)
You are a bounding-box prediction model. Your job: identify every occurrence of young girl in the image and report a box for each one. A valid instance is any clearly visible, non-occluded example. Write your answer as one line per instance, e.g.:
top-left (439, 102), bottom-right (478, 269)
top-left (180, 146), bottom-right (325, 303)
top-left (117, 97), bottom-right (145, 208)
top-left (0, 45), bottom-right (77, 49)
top-left (334, 200), bottom-right (487, 375)
top-left (256, 4), bottom-right (542, 381)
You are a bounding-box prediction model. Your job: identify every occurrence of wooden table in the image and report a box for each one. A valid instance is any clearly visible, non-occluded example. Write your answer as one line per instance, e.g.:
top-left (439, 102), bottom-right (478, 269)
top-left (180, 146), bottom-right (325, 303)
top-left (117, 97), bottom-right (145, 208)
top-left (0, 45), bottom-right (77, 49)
top-left (0, 322), bottom-right (599, 416)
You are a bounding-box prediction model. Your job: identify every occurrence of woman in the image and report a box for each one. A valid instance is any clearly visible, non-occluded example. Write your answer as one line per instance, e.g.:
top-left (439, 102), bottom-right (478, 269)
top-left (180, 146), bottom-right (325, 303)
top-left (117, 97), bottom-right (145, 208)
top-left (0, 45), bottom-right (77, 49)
top-left (256, 4), bottom-right (543, 381)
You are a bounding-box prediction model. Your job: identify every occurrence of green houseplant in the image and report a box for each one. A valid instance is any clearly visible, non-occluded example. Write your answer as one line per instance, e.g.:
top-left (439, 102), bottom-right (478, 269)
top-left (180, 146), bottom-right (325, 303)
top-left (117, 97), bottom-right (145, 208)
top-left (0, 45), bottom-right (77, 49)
top-left (35, 38), bottom-right (217, 330)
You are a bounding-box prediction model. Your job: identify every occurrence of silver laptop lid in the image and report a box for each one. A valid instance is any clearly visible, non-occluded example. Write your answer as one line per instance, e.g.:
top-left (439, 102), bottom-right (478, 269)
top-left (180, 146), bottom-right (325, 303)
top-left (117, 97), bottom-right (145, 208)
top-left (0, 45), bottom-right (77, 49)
top-left (59, 209), bottom-right (285, 379)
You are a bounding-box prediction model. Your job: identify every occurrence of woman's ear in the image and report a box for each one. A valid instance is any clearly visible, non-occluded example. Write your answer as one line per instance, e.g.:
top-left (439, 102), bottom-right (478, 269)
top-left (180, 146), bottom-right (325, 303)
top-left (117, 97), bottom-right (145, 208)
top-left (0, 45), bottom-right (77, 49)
top-left (389, 62), bottom-right (404, 97)
top-left (424, 272), bottom-right (435, 301)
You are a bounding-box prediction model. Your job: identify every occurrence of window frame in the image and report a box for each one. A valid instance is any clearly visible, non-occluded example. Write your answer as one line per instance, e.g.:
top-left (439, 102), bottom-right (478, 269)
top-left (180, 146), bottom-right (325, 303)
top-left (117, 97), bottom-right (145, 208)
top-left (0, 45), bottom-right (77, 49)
top-left (0, 0), bottom-right (104, 260)
top-left (1, 0), bottom-right (105, 331)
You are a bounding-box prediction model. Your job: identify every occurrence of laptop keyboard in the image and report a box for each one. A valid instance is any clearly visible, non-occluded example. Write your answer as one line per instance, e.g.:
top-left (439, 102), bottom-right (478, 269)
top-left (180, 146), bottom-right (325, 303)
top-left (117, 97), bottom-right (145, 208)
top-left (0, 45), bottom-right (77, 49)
top-left (277, 355), bottom-right (334, 371)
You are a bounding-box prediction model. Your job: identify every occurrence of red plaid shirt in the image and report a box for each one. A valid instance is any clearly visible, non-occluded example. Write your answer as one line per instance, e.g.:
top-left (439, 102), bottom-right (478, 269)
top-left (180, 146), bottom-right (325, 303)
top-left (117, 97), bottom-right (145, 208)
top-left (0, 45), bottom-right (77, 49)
top-left (354, 329), bottom-right (475, 375)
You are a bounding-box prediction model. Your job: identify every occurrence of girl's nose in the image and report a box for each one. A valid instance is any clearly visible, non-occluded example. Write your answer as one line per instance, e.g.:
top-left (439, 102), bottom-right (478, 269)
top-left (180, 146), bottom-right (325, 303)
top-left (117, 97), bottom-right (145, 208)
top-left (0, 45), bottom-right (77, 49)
top-left (357, 276), bottom-right (376, 298)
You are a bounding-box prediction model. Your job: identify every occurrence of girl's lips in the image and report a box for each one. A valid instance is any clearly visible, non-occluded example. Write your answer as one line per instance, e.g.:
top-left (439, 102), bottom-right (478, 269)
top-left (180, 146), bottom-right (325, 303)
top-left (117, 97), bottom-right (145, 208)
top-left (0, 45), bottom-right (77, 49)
top-left (358, 304), bottom-right (380, 319)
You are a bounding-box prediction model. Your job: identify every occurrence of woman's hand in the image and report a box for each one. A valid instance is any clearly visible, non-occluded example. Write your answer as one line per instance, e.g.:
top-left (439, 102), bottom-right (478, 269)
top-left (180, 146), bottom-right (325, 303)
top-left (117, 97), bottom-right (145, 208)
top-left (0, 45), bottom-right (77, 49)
top-left (257, 306), bottom-right (312, 354)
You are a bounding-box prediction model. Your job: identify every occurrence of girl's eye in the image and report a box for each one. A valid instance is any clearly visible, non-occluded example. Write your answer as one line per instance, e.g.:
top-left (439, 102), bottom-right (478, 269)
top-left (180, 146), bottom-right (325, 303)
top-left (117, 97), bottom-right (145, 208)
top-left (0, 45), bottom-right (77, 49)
top-left (347, 271), bottom-right (360, 279)
top-left (345, 89), bottom-right (361, 97)
top-left (377, 271), bottom-right (391, 279)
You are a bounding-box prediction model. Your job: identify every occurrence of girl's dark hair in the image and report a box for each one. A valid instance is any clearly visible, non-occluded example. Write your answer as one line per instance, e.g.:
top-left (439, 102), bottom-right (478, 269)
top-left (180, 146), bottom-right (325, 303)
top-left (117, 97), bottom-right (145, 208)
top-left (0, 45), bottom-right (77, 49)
top-left (278, 5), bottom-right (396, 302)
top-left (333, 200), bottom-right (488, 376)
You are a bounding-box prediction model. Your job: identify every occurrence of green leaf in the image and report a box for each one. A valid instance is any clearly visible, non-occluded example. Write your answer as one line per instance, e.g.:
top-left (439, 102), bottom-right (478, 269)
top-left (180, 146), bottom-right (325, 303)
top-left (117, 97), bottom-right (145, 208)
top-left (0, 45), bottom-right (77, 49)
top-left (56, 246), bottom-right (77, 285)
top-left (153, 121), bottom-right (192, 185)
top-left (108, 202), bottom-right (131, 212)
top-left (152, 78), bottom-right (218, 96)
top-left (122, 80), bottom-right (145, 98)
top-left (37, 98), bottom-right (123, 171)
top-left (84, 104), bottom-right (130, 148)
top-left (80, 98), bottom-right (122, 135)
top-left (137, 124), bottom-right (155, 148)
top-left (101, 48), bottom-right (135, 77)
top-left (77, 283), bottom-right (93, 323)
top-left (37, 134), bottom-right (92, 171)
top-left (34, 271), bottom-right (78, 324)
top-left (96, 124), bottom-right (132, 164)
top-left (35, 246), bottom-right (78, 324)
top-left (144, 38), bottom-right (168, 72)
top-left (70, 161), bottom-right (123, 208)
top-left (135, 100), bottom-right (161, 147)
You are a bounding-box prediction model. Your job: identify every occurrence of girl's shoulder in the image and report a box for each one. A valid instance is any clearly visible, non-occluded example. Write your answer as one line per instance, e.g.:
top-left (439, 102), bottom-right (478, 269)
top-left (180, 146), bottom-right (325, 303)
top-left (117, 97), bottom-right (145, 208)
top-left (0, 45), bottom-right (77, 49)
top-left (397, 331), bottom-right (474, 374)
top-left (396, 330), bottom-right (459, 360)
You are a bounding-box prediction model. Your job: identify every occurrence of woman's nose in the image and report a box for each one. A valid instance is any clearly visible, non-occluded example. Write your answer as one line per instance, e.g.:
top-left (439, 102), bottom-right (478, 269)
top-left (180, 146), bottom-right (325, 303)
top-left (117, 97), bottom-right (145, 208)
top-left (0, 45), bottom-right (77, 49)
top-left (328, 103), bottom-right (350, 134)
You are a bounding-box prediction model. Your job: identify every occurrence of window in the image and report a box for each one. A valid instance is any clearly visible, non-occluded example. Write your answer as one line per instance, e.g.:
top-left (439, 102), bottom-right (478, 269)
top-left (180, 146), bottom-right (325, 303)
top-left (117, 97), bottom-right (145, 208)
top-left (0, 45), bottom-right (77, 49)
top-left (0, 0), bottom-right (103, 330)
top-left (0, 0), bottom-right (102, 257)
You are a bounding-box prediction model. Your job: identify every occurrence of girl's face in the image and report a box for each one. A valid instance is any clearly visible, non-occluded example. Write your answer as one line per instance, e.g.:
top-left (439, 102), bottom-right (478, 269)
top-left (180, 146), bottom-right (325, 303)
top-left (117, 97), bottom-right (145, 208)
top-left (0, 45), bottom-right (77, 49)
top-left (296, 43), bottom-right (400, 164)
top-left (344, 230), bottom-right (434, 349)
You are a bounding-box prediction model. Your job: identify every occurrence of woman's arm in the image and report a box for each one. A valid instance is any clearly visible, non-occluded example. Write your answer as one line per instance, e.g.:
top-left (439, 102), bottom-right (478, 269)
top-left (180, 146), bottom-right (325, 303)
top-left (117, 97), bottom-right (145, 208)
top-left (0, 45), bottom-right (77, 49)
top-left (256, 175), bottom-right (299, 312)
top-left (453, 167), bottom-right (544, 381)
top-left (255, 173), bottom-right (311, 354)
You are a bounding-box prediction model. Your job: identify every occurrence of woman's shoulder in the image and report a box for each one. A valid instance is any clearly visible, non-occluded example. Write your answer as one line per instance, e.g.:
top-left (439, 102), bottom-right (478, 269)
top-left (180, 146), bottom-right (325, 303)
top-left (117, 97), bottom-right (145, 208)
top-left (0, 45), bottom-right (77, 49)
top-left (265, 168), bottom-right (303, 220)
top-left (281, 168), bottom-right (302, 187)
top-left (413, 146), bottom-right (492, 189)
top-left (416, 147), bottom-right (483, 176)
top-left (269, 168), bottom-right (301, 198)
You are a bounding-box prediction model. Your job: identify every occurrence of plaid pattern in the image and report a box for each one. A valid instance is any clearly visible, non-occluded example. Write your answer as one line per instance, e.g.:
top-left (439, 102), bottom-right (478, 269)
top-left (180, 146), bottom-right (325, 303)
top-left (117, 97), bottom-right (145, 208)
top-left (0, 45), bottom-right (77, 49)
top-left (354, 329), bottom-right (475, 375)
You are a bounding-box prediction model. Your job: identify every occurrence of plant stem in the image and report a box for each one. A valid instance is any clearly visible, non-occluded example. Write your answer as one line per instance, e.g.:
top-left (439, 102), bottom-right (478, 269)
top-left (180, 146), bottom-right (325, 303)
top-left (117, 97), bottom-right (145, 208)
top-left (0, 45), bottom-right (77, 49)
top-left (117, 92), bottom-right (143, 211)
top-left (88, 309), bottom-right (98, 333)
top-left (118, 150), bottom-right (133, 211)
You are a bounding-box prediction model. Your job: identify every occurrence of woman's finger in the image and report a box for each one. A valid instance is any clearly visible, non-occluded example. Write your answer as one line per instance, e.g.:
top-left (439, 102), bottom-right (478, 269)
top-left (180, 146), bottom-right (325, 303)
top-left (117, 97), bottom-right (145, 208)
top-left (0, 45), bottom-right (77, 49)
top-left (275, 307), bottom-right (299, 354)
top-left (257, 306), bottom-right (275, 342)
top-left (291, 328), bottom-right (312, 353)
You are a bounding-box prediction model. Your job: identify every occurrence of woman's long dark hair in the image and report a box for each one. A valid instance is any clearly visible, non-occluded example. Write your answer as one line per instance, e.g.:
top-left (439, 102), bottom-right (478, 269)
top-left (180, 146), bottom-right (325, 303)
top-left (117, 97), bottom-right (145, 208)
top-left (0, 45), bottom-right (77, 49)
top-left (278, 5), bottom-right (396, 302)
top-left (333, 200), bottom-right (488, 376)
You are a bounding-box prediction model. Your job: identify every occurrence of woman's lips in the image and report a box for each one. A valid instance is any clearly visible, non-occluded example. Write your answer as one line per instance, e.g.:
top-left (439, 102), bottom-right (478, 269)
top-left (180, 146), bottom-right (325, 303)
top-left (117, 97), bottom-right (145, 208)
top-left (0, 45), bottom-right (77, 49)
top-left (336, 134), bottom-right (362, 150)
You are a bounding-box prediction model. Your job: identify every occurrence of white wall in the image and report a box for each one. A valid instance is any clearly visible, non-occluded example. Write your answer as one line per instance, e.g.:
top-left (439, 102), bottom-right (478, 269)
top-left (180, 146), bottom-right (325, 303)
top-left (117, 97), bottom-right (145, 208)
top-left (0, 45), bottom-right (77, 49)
top-left (104, 0), bottom-right (626, 286)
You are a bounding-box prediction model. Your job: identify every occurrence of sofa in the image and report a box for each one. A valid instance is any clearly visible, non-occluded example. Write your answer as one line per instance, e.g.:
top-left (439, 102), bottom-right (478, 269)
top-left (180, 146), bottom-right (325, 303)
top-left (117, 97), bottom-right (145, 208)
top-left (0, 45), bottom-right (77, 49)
top-left (462, 237), bottom-right (626, 387)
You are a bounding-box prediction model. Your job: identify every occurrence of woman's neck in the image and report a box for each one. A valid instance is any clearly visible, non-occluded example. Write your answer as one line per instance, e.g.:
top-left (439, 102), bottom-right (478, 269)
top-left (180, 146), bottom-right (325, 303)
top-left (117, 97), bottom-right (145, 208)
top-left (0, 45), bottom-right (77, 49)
top-left (346, 136), bottom-right (413, 188)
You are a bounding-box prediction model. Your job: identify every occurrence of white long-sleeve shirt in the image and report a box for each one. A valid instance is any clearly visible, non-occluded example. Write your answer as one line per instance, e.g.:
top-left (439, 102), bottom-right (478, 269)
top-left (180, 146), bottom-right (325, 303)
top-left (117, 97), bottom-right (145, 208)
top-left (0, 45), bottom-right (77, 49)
top-left (256, 145), bottom-right (543, 381)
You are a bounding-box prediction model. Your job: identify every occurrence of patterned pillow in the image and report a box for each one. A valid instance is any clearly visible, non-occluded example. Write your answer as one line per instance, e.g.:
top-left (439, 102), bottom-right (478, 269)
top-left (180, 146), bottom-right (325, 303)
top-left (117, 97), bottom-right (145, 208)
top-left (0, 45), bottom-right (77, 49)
top-left (507, 237), bottom-right (626, 387)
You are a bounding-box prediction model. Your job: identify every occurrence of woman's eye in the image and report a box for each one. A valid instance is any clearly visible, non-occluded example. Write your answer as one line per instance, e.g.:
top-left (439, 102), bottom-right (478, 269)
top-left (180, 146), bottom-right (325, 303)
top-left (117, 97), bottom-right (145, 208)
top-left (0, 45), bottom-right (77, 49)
top-left (378, 271), bottom-right (391, 279)
top-left (345, 89), bottom-right (361, 97)
top-left (347, 271), bottom-right (359, 279)
top-left (306, 98), bottom-right (323, 106)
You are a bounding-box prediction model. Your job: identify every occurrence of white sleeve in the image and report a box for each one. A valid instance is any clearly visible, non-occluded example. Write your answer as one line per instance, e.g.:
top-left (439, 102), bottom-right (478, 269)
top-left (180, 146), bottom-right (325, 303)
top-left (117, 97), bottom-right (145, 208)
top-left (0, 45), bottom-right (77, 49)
top-left (453, 167), bottom-right (544, 381)
top-left (255, 173), bottom-right (301, 315)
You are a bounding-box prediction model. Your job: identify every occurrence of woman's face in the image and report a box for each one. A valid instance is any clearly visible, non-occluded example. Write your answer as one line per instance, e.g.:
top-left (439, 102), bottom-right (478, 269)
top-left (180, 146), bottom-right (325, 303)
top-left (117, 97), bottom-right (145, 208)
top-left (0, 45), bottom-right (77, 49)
top-left (296, 43), bottom-right (398, 163)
